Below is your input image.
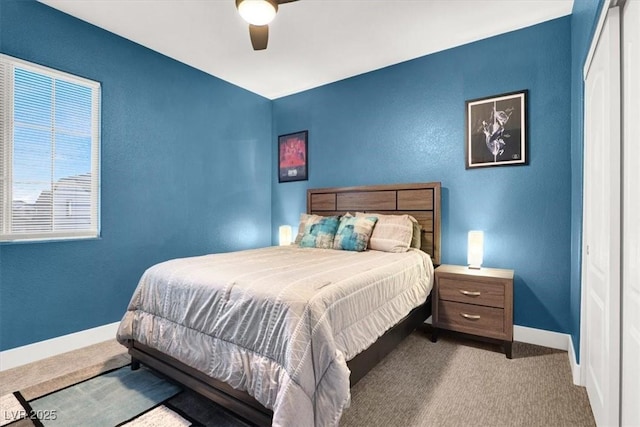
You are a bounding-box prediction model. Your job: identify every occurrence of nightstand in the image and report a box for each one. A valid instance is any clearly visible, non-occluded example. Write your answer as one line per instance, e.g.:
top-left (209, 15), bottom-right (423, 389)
top-left (431, 264), bottom-right (514, 358)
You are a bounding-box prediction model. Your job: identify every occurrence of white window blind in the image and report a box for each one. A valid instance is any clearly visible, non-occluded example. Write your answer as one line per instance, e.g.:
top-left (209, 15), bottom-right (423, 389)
top-left (0, 54), bottom-right (101, 242)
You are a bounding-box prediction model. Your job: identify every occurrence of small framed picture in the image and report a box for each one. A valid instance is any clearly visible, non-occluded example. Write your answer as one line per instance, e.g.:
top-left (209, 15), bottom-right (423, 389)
top-left (465, 90), bottom-right (527, 169)
top-left (278, 131), bottom-right (308, 183)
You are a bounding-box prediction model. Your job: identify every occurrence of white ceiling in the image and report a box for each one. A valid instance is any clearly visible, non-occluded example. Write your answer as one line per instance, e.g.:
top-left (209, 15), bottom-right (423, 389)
top-left (39, 0), bottom-right (574, 100)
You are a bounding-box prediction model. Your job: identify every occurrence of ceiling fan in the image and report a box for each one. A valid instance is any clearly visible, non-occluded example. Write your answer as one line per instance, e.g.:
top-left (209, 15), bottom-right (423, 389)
top-left (235, 0), bottom-right (299, 50)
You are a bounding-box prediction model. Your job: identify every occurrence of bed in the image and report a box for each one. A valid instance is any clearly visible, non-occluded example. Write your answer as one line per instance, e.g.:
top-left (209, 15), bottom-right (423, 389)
top-left (116, 182), bottom-right (441, 426)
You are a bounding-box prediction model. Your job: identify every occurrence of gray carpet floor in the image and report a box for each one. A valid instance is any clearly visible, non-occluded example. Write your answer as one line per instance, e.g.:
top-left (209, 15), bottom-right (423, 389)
top-left (340, 328), bottom-right (594, 426)
top-left (1, 327), bottom-right (595, 426)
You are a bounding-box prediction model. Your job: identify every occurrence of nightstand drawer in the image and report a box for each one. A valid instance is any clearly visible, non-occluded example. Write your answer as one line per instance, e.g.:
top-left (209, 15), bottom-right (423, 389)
top-left (437, 300), bottom-right (505, 338)
top-left (438, 277), bottom-right (504, 308)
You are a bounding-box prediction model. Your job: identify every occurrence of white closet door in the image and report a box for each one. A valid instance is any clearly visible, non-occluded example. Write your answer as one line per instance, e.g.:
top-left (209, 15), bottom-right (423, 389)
top-left (582, 6), bottom-right (621, 427)
top-left (622, 0), bottom-right (640, 425)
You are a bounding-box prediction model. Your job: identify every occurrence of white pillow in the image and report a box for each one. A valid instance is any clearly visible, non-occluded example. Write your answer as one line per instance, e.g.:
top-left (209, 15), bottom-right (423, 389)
top-left (409, 215), bottom-right (422, 249)
top-left (355, 212), bottom-right (413, 253)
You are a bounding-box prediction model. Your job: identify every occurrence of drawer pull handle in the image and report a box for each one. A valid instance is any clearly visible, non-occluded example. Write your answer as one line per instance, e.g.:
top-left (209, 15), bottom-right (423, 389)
top-left (460, 313), bottom-right (481, 320)
top-left (459, 290), bottom-right (481, 297)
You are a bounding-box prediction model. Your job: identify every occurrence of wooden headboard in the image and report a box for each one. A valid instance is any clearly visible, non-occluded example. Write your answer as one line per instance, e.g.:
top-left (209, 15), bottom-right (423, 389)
top-left (307, 182), bottom-right (441, 265)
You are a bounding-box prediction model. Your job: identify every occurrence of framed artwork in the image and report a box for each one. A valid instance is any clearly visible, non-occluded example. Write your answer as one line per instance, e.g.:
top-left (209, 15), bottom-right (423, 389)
top-left (465, 90), bottom-right (528, 169)
top-left (278, 130), bottom-right (308, 182)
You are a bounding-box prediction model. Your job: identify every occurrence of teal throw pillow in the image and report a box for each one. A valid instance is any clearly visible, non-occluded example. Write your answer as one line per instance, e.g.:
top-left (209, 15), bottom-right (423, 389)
top-left (332, 215), bottom-right (378, 252)
top-left (299, 216), bottom-right (340, 249)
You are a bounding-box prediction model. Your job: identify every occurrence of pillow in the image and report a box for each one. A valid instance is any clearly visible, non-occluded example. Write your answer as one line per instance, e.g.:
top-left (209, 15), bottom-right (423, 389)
top-left (294, 213), bottom-right (323, 244)
top-left (356, 212), bottom-right (413, 253)
top-left (299, 215), bottom-right (340, 249)
top-left (332, 215), bottom-right (378, 252)
top-left (409, 216), bottom-right (422, 249)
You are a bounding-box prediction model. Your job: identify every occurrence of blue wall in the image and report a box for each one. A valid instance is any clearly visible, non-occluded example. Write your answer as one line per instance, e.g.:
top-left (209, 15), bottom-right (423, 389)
top-left (569, 0), bottom-right (606, 361)
top-left (272, 17), bottom-right (573, 334)
top-left (0, 0), bottom-right (272, 350)
top-left (0, 2), bottom-right (605, 352)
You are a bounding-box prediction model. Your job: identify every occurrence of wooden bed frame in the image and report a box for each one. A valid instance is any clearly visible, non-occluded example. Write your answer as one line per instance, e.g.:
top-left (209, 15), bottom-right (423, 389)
top-left (128, 182), bottom-right (441, 426)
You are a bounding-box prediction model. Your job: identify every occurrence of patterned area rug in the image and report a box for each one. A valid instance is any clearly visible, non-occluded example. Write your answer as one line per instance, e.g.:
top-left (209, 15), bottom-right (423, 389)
top-left (1, 366), bottom-right (251, 427)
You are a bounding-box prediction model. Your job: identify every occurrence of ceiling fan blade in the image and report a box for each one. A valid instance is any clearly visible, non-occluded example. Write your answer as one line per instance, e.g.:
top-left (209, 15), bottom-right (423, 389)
top-left (249, 24), bottom-right (269, 50)
top-left (276, 0), bottom-right (298, 3)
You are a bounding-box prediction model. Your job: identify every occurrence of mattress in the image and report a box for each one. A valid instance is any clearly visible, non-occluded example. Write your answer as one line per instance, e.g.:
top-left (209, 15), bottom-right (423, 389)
top-left (116, 245), bottom-right (434, 426)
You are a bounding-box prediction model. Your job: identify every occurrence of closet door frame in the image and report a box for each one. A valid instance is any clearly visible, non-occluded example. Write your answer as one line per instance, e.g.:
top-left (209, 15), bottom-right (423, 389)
top-left (580, 2), bottom-right (621, 426)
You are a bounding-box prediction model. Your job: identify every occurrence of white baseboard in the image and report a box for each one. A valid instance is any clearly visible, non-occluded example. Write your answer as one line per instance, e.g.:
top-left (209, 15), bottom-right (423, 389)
top-left (0, 321), bottom-right (120, 371)
top-left (513, 325), bottom-right (569, 350)
top-left (513, 325), bottom-right (583, 385)
top-left (569, 337), bottom-right (582, 386)
top-left (425, 322), bottom-right (571, 352)
top-left (0, 321), bottom-right (580, 376)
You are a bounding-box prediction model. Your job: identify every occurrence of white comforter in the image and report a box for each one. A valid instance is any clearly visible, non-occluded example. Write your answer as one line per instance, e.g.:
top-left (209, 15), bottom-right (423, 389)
top-left (116, 245), bottom-right (433, 426)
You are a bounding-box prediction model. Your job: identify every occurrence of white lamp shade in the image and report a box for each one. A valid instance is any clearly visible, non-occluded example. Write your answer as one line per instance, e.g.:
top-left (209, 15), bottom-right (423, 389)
top-left (237, 0), bottom-right (277, 26)
top-left (279, 225), bottom-right (292, 246)
top-left (467, 231), bottom-right (484, 269)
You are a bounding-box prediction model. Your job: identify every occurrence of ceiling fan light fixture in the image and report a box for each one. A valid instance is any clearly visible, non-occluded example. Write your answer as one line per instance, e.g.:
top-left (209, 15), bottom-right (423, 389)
top-left (236, 0), bottom-right (278, 26)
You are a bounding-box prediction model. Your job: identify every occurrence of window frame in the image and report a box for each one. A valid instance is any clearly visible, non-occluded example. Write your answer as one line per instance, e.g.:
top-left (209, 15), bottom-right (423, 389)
top-left (0, 54), bottom-right (101, 243)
